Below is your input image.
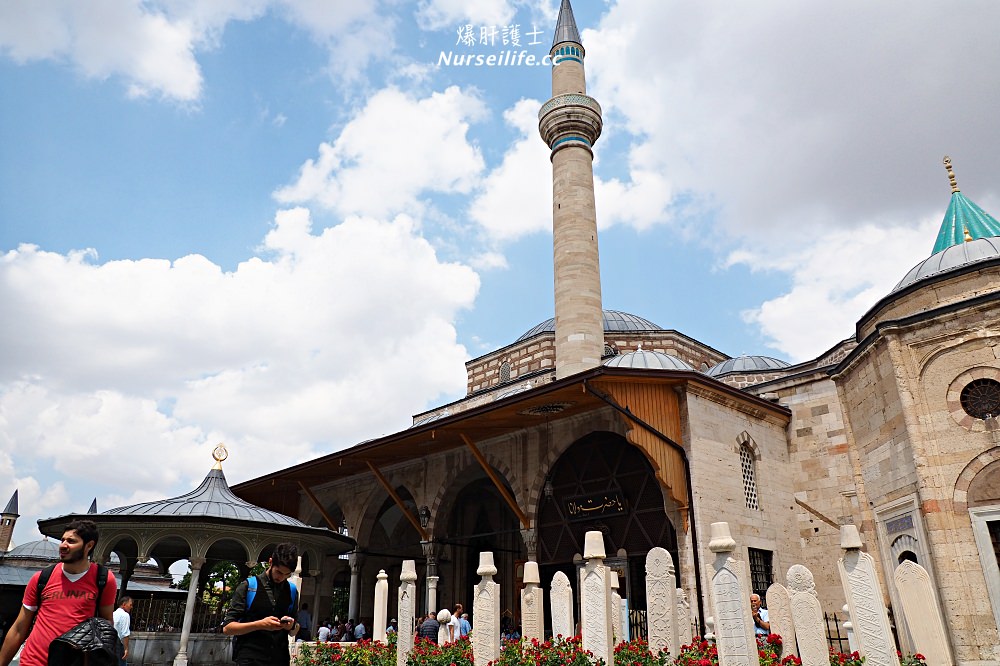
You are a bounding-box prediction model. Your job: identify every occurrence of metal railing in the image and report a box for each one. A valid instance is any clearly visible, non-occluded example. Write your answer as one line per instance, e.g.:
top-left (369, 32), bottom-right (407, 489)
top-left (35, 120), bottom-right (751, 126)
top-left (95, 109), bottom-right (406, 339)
top-left (130, 598), bottom-right (227, 633)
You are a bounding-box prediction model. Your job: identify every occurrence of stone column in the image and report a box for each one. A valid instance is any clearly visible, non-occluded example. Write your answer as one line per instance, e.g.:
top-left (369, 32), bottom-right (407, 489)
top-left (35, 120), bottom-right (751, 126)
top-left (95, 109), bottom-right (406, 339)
top-left (310, 570), bottom-right (324, 640)
top-left (173, 557), bottom-right (205, 666)
top-left (838, 525), bottom-right (900, 666)
top-left (471, 552), bottom-right (500, 666)
top-left (645, 547), bottom-right (678, 656)
top-left (421, 541), bottom-right (438, 615)
top-left (521, 528), bottom-right (538, 562)
top-left (348, 553), bottom-right (365, 623)
top-left (374, 570), bottom-right (389, 644)
top-left (580, 531), bottom-right (614, 666)
top-left (707, 522), bottom-right (759, 666)
top-left (521, 561), bottom-right (545, 642)
top-left (396, 561), bottom-right (417, 666)
top-left (550, 571), bottom-right (575, 638)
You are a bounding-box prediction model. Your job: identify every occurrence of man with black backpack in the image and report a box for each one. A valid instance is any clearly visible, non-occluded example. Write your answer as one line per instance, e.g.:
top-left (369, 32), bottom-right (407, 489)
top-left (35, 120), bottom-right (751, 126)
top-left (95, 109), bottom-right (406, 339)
top-left (222, 543), bottom-right (300, 666)
top-left (0, 519), bottom-right (118, 666)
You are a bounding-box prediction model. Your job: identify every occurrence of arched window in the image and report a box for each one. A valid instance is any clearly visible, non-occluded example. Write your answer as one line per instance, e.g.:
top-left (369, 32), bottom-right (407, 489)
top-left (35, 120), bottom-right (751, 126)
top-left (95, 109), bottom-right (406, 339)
top-left (499, 361), bottom-right (511, 384)
top-left (740, 444), bottom-right (760, 510)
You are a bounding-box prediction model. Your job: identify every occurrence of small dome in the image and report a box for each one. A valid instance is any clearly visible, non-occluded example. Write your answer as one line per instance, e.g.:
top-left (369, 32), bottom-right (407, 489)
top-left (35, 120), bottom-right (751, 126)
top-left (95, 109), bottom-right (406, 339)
top-left (6, 539), bottom-right (58, 560)
top-left (706, 355), bottom-right (790, 377)
top-left (892, 236), bottom-right (1000, 293)
top-left (517, 310), bottom-right (662, 341)
top-left (603, 349), bottom-right (693, 371)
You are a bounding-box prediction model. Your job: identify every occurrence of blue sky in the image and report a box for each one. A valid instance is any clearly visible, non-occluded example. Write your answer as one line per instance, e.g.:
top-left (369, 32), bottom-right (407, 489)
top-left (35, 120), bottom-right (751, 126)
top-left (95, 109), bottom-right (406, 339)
top-left (2, 0), bottom-right (999, 548)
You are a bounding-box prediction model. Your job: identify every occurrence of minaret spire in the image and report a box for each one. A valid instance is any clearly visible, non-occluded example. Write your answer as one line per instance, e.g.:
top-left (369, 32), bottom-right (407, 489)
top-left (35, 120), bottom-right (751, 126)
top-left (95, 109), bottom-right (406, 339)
top-left (539, 0), bottom-right (605, 379)
top-left (0, 489), bottom-right (19, 553)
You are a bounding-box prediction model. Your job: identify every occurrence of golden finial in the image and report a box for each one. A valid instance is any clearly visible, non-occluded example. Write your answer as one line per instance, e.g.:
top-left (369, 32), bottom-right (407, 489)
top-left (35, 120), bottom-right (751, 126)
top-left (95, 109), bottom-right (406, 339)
top-left (963, 225), bottom-right (974, 242)
top-left (212, 443), bottom-right (229, 470)
top-left (943, 155), bottom-right (960, 193)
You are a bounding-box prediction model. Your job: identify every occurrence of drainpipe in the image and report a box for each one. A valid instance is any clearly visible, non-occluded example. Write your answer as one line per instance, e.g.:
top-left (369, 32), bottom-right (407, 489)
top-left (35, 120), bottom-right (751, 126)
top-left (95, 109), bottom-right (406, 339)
top-left (583, 380), bottom-right (706, 635)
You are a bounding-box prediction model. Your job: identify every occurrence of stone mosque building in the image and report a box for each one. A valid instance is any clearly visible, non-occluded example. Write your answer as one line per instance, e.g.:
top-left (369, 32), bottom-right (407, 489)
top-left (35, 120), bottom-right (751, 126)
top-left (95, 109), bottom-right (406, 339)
top-left (234, 1), bottom-right (1000, 662)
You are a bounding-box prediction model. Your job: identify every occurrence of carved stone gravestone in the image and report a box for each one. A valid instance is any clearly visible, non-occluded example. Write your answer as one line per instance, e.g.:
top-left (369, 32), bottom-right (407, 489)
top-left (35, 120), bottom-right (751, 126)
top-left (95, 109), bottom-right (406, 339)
top-left (676, 588), bottom-right (693, 648)
top-left (838, 525), bottom-right (900, 666)
top-left (396, 560), bottom-right (417, 666)
top-left (550, 571), bottom-right (575, 638)
top-left (437, 608), bottom-right (452, 645)
top-left (786, 565), bottom-right (826, 666)
top-left (610, 570), bottom-right (623, 645)
top-left (765, 582), bottom-right (796, 659)
top-left (893, 560), bottom-right (953, 666)
top-left (472, 552), bottom-right (501, 666)
top-left (521, 561), bottom-right (545, 642)
top-left (374, 569), bottom-right (388, 644)
top-left (645, 547), bottom-right (677, 656)
top-left (708, 522), bottom-right (759, 666)
top-left (581, 530), bottom-right (615, 666)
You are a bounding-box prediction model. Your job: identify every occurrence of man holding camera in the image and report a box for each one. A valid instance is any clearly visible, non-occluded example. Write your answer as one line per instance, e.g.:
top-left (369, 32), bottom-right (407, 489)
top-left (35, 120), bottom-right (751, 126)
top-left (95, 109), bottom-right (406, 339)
top-left (223, 543), bottom-right (300, 666)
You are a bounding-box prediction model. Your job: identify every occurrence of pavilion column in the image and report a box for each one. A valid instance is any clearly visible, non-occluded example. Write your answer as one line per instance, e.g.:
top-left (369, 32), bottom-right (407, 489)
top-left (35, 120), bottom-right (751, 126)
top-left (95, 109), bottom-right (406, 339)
top-left (174, 557), bottom-right (205, 666)
top-left (310, 569), bottom-right (324, 639)
top-left (348, 553), bottom-right (365, 623)
top-left (422, 541), bottom-right (438, 614)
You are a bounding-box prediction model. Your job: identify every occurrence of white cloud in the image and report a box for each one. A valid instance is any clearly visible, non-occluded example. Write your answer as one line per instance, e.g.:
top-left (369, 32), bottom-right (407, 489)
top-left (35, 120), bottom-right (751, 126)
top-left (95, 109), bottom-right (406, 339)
top-left (0, 0), bottom-right (390, 102)
top-left (416, 0), bottom-right (516, 31)
top-left (0, 207), bottom-right (479, 544)
top-left (736, 216), bottom-right (940, 361)
top-left (275, 86), bottom-right (488, 218)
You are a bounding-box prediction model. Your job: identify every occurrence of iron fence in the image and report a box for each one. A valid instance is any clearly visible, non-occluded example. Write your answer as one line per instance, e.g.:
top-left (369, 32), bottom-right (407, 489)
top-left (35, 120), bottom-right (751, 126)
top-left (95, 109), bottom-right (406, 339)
top-left (824, 612), bottom-right (849, 654)
top-left (131, 597), bottom-right (227, 633)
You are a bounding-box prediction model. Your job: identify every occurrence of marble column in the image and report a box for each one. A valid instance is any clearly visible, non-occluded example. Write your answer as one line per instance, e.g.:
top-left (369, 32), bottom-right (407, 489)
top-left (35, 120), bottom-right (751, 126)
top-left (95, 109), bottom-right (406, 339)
top-left (374, 570), bottom-right (389, 644)
top-left (521, 528), bottom-right (538, 562)
top-left (422, 541), bottom-right (438, 614)
top-left (348, 553), bottom-right (365, 623)
top-left (173, 557), bottom-right (205, 666)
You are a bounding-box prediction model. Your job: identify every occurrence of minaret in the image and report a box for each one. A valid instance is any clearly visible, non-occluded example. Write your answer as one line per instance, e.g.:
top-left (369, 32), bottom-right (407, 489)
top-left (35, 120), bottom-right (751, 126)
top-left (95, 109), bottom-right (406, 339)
top-left (539, 0), bottom-right (605, 379)
top-left (0, 490), bottom-right (19, 553)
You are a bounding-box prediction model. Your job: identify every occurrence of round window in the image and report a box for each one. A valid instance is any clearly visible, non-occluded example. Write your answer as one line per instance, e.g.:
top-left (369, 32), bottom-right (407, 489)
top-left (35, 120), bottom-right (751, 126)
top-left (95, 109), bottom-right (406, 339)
top-left (960, 378), bottom-right (1000, 420)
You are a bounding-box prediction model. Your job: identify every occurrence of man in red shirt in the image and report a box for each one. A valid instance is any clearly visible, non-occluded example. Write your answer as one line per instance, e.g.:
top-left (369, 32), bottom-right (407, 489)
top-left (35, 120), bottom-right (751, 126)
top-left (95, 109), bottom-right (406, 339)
top-left (0, 520), bottom-right (117, 666)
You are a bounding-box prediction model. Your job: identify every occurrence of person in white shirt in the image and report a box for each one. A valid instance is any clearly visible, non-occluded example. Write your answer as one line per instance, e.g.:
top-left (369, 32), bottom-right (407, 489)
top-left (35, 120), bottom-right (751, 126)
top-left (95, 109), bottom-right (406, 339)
top-left (113, 596), bottom-right (133, 666)
top-left (316, 622), bottom-right (331, 642)
top-left (447, 604), bottom-right (463, 641)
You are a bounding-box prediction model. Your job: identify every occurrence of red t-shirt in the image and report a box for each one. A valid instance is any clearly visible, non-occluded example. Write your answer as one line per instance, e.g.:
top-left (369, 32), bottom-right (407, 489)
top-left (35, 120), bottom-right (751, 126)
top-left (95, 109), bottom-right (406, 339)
top-left (19, 563), bottom-right (118, 666)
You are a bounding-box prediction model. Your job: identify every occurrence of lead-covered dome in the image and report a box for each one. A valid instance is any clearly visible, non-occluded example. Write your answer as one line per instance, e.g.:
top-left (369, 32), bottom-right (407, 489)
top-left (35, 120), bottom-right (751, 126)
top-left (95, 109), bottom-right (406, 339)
top-left (604, 349), bottom-right (693, 370)
top-left (706, 355), bottom-right (790, 377)
top-left (517, 310), bottom-right (662, 341)
top-left (5, 539), bottom-right (58, 559)
top-left (892, 236), bottom-right (1000, 293)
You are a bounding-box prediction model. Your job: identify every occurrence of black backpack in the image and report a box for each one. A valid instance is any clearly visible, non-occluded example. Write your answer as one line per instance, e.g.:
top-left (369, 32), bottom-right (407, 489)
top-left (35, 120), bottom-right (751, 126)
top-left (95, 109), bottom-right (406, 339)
top-left (36, 563), bottom-right (120, 666)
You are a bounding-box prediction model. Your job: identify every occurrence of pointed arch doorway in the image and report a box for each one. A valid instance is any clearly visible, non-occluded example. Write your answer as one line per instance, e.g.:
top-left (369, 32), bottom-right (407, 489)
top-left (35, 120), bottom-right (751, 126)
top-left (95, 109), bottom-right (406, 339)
top-left (537, 431), bottom-right (679, 634)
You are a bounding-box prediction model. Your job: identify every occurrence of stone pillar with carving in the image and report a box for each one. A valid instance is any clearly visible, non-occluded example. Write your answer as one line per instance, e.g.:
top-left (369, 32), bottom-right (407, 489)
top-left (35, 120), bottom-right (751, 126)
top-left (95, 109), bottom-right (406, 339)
top-left (610, 570), bottom-right (623, 645)
top-left (838, 525), bottom-right (900, 666)
top-left (374, 569), bottom-right (389, 644)
top-left (645, 547), bottom-right (677, 656)
top-left (786, 566), bottom-right (825, 666)
top-left (708, 522), bottom-right (759, 666)
top-left (521, 561), bottom-right (545, 642)
top-left (472, 552), bottom-right (500, 666)
top-left (893, 560), bottom-right (953, 666)
top-left (397, 561), bottom-right (418, 666)
top-left (174, 557), bottom-right (205, 666)
top-left (348, 552), bottom-right (365, 624)
top-left (676, 588), bottom-right (693, 647)
top-left (580, 531), bottom-right (614, 666)
top-left (421, 541), bottom-right (438, 615)
top-left (550, 571), bottom-right (575, 639)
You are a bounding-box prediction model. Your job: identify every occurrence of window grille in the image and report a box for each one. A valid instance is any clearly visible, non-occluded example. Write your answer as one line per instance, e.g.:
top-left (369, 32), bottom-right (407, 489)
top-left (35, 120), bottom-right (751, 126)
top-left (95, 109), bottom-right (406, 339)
top-left (499, 361), bottom-right (511, 383)
top-left (747, 547), bottom-right (773, 600)
top-left (740, 444), bottom-right (760, 510)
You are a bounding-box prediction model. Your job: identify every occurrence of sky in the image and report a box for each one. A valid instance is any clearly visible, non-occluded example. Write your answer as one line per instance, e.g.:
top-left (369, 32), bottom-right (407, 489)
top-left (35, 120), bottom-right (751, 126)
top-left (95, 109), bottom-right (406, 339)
top-left (1, 0), bottom-right (999, 549)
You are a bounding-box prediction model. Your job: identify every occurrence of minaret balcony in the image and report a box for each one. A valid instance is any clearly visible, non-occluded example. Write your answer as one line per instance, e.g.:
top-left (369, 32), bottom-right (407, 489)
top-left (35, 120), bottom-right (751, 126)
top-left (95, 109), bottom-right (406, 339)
top-left (538, 94), bottom-right (603, 155)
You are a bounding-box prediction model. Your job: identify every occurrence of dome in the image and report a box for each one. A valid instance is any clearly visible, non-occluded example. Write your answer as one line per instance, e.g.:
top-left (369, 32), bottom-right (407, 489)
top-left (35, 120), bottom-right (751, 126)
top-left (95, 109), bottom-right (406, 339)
top-left (5, 539), bottom-right (58, 560)
top-left (517, 310), bottom-right (662, 341)
top-left (603, 349), bottom-right (693, 371)
top-left (892, 236), bottom-right (1000, 293)
top-left (103, 468), bottom-right (310, 527)
top-left (706, 355), bottom-right (790, 377)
